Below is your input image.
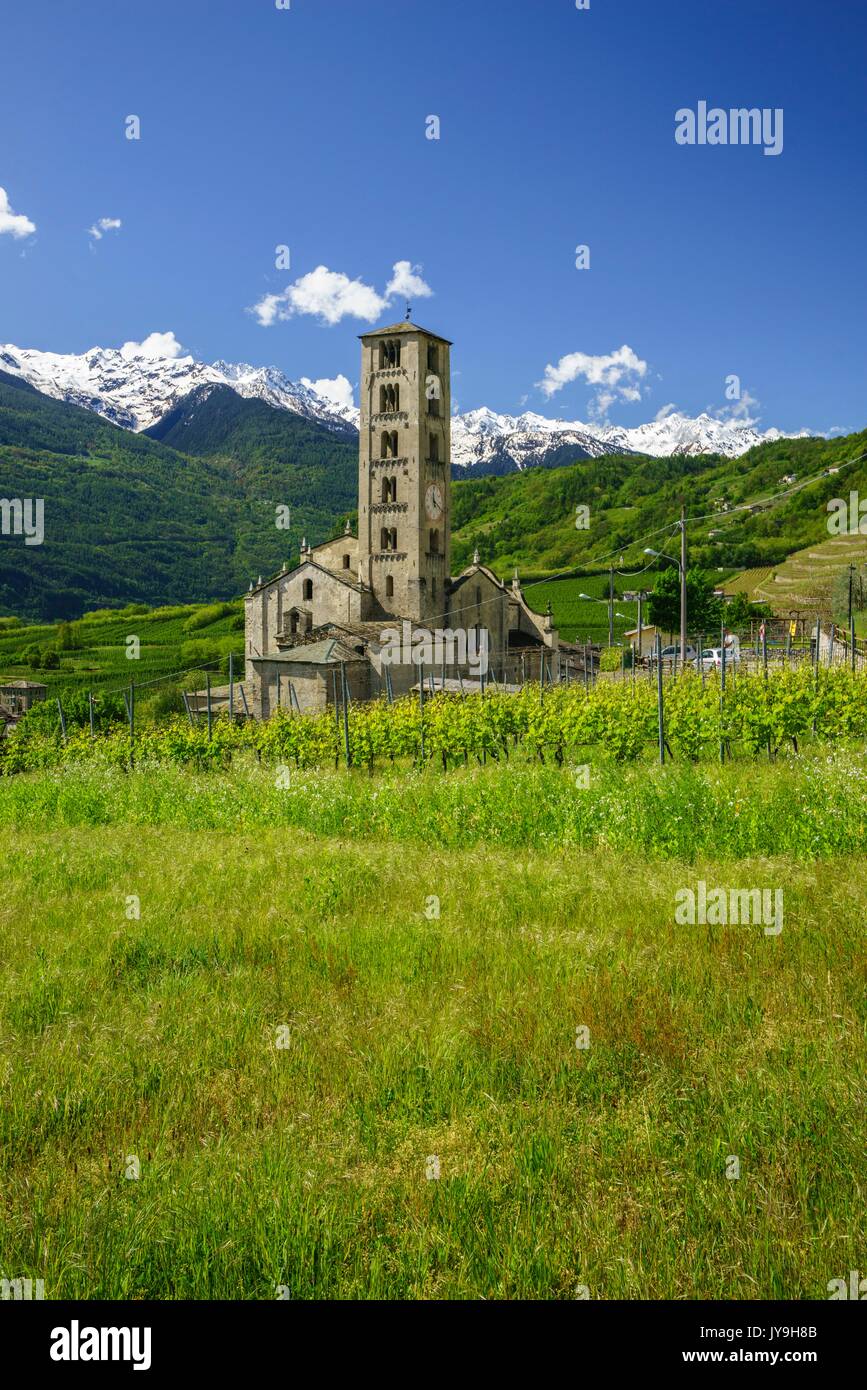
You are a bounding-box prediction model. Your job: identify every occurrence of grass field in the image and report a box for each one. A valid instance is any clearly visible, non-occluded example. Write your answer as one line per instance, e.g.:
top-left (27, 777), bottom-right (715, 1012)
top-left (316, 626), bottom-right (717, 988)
top-left (0, 759), bottom-right (863, 1299)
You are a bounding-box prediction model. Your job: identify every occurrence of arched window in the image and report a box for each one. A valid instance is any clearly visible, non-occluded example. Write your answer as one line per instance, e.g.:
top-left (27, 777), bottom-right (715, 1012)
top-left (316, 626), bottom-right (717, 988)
top-left (390, 430), bottom-right (399, 458)
top-left (427, 343), bottom-right (438, 373)
top-left (343, 554), bottom-right (351, 569)
top-left (380, 431), bottom-right (390, 459)
top-left (303, 579), bottom-right (313, 602)
top-left (429, 434), bottom-right (439, 462)
top-left (393, 384), bottom-right (399, 411)
top-left (385, 575), bottom-right (394, 598)
top-left (290, 610), bottom-right (299, 635)
top-left (381, 476), bottom-right (390, 503)
top-left (379, 385), bottom-right (388, 412)
top-left (380, 527), bottom-right (390, 551)
top-left (390, 528), bottom-right (398, 550)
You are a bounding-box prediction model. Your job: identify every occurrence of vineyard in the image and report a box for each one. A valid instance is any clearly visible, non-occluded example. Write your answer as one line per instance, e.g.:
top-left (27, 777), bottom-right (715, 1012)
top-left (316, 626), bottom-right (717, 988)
top-left (6, 665), bottom-right (867, 775)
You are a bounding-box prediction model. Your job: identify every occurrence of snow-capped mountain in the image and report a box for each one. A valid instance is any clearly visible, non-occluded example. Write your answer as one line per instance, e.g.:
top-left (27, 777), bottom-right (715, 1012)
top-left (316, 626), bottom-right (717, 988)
top-left (450, 408), bottom-right (634, 472)
top-left (0, 340), bottom-right (802, 467)
top-left (0, 342), bottom-right (359, 437)
top-left (450, 407), bottom-right (801, 473)
top-left (596, 411), bottom-right (801, 460)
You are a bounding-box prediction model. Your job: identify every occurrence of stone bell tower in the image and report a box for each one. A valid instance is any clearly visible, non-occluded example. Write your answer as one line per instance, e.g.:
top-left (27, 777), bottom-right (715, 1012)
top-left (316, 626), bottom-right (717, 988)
top-left (357, 317), bottom-right (452, 623)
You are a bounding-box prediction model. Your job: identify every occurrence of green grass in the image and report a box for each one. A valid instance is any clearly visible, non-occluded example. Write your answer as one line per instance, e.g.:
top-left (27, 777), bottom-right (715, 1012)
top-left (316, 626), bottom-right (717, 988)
top-left (0, 760), bottom-right (863, 1299)
top-left (1, 755), bottom-right (867, 859)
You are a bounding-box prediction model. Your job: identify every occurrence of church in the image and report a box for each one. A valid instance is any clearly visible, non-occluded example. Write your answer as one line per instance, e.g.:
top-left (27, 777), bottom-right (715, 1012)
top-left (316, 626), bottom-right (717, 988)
top-left (243, 318), bottom-right (559, 715)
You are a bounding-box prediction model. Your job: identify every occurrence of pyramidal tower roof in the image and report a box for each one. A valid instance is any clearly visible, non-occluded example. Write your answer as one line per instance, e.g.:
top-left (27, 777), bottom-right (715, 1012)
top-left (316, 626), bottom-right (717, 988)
top-left (359, 321), bottom-right (452, 344)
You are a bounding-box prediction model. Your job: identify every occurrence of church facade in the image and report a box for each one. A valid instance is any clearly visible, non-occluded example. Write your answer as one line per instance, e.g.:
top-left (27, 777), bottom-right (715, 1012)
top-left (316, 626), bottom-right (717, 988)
top-left (243, 319), bottom-right (558, 716)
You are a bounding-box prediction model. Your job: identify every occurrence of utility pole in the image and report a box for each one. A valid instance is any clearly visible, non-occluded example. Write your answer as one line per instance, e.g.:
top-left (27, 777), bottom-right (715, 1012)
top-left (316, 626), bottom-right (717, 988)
top-left (608, 565), bottom-right (614, 648)
top-left (637, 591), bottom-right (643, 667)
top-left (679, 503), bottom-right (688, 671)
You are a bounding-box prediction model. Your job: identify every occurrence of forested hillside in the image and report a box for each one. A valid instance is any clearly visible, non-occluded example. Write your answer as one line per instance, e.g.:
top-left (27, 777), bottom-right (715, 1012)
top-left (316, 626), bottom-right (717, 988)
top-left (0, 374), bottom-right (356, 619)
top-left (451, 429), bottom-right (867, 576)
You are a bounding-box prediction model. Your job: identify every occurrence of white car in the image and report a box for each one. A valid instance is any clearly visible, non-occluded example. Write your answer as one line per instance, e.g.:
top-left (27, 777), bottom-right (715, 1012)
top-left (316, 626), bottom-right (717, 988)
top-left (693, 646), bottom-right (740, 671)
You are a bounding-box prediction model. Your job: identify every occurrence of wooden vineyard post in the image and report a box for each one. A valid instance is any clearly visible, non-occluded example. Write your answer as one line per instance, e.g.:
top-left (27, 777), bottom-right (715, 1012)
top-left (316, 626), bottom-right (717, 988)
top-left (812, 616), bottom-right (821, 735)
top-left (418, 660), bottom-right (425, 763)
top-left (129, 681), bottom-right (135, 768)
top-left (340, 662), bottom-right (351, 769)
top-left (655, 633), bottom-right (665, 765)
top-left (719, 624), bottom-right (726, 763)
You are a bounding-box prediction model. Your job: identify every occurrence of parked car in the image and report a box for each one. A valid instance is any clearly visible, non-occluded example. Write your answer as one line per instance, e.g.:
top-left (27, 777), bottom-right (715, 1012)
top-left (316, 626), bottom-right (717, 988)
top-left (649, 643), bottom-right (697, 666)
top-left (693, 646), bottom-right (740, 671)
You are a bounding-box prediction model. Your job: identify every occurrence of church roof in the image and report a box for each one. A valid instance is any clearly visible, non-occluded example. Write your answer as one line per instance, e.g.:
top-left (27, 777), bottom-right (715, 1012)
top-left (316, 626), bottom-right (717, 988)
top-left (259, 637), bottom-right (367, 667)
top-left (359, 321), bottom-right (453, 344)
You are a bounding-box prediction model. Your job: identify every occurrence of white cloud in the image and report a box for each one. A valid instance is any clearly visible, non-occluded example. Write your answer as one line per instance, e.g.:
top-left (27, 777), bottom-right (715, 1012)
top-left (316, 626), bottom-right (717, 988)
top-left (714, 388), bottom-right (761, 427)
top-left (655, 403), bottom-right (678, 421)
top-left (385, 260), bottom-right (433, 303)
top-left (0, 186), bottom-right (36, 239)
top-left (591, 391), bottom-right (617, 419)
top-left (120, 331), bottom-right (184, 361)
top-left (249, 260), bottom-right (433, 327)
top-left (300, 373), bottom-right (355, 413)
top-left (88, 217), bottom-right (122, 242)
top-left (250, 265), bottom-right (388, 327)
top-left (536, 344), bottom-right (649, 420)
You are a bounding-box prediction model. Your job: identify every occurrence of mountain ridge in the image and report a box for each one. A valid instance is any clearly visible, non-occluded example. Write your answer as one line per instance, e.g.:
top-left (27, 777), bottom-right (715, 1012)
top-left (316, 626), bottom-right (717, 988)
top-left (1, 340), bottom-right (810, 473)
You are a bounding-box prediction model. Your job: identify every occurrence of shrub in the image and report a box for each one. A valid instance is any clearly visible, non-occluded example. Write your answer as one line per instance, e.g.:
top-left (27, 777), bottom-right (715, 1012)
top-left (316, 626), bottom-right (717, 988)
top-left (599, 647), bottom-right (624, 672)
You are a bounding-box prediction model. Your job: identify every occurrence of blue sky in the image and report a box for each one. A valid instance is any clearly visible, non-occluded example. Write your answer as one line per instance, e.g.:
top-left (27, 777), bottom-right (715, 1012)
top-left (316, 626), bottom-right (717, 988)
top-left (1, 0), bottom-right (865, 433)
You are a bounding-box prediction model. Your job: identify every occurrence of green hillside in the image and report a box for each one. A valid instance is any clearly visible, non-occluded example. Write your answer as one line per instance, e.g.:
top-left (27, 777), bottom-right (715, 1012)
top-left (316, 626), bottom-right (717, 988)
top-left (451, 430), bottom-right (867, 589)
top-left (0, 602), bottom-right (245, 720)
top-left (0, 373), bottom-right (356, 620)
top-left (144, 383), bottom-right (356, 521)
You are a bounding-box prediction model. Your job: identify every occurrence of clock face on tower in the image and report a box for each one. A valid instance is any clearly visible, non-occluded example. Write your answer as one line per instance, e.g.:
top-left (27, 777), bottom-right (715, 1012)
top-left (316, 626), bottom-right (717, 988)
top-left (424, 483), bottom-right (444, 522)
